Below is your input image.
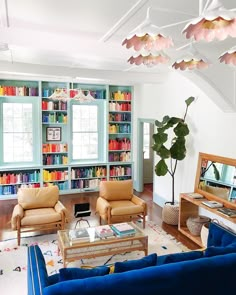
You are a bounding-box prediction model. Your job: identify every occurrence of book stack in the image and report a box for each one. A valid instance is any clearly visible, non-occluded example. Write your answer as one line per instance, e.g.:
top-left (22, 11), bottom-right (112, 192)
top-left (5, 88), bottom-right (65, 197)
top-left (95, 225), bottom-right (115, 238)
top-left (68, 228), bottom-right (90, 244)
top-left (201, 200), bottom-right (223, 208)
top-left (217, 207), bottom-right (236, 218)
top-left (111, 222), bottom-right (136, 237)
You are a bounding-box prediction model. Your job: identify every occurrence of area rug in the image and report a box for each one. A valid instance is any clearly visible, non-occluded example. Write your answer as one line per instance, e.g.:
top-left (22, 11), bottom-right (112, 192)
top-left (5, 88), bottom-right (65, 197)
top-left (0, 221), bottom-right (189, 295)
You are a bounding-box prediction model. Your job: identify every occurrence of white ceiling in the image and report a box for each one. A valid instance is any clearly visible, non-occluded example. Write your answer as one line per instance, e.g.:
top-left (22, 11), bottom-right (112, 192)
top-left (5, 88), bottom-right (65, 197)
top-left (0, 0), bottom-right (235, 76)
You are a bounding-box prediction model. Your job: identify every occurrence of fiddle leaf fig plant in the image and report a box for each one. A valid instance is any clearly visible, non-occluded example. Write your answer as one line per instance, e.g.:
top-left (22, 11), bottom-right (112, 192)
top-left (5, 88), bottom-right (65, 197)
top-left (152, 96), bottom-right (195, 205)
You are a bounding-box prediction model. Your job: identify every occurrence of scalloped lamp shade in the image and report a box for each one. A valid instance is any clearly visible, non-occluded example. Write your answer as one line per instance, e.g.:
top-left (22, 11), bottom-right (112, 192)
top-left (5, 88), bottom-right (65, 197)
top-left (122, 33), bottom-right (173, 52)
top-left (182, 0), bottom-right (236, 41)
top-left (219, 47), bottom-right (236, 66)
top-left (128, 53), bottom-right (170, 67)
top-left (49, 88), bottom-right (69, 101)
top-left (172, 59), bottom-right (209, 70)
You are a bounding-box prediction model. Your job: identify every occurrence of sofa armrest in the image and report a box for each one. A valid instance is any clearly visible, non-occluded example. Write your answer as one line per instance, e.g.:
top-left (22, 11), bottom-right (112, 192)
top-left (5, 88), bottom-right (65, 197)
top-left (131, 195), bottom-right (147, 214)
top-left (11, 204), bottom-right (24, 230)
top-left (96, 197), bottom-right (111, 215)
top-left (28, 245), bottom-right (50, 295)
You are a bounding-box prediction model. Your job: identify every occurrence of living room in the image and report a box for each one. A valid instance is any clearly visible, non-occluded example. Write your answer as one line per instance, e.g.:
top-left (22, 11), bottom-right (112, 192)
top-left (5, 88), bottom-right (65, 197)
top-left (0, 1), bottom-right (236, 294)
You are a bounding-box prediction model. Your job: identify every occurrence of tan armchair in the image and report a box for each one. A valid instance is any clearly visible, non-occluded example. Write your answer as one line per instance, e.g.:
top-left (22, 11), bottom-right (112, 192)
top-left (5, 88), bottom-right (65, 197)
top-left (11, 186), bottom-right (67, 245)
top-left (96, 180), bottom-right (147, 228)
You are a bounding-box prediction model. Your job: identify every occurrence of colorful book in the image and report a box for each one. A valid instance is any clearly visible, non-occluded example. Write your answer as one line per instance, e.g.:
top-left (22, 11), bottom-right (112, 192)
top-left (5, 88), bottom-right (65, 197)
top-left (95, 225), bottom-right (114, 238)
top-left (111, 222), bottom-right (136, 236)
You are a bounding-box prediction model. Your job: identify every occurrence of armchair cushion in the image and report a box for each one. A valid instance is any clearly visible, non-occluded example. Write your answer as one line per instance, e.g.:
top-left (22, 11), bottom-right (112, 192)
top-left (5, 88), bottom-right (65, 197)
top-left (21, 208), bottom-right (62, 226)
top-left (100, 180), bottom-right (133, 201)
top-left (110, 200), bottom-right (144, 216)
top-left (18, 186), bottom-right (59, 209)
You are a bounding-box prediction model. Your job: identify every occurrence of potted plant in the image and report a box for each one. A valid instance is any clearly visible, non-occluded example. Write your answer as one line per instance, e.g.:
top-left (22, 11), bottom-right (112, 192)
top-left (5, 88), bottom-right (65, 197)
top-left (152, 96), bottom-right (195, 225)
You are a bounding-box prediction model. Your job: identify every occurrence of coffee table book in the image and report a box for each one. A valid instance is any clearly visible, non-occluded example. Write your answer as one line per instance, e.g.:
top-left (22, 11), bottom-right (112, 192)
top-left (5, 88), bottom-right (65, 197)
top-left (111, 222), bottom-right (136, 237)
top-left (95, 225), bottom-right (115, 238)
top-left (69, 228), bottom-right (90, 244)
top-left (217, 207), bottom-right (236, 218)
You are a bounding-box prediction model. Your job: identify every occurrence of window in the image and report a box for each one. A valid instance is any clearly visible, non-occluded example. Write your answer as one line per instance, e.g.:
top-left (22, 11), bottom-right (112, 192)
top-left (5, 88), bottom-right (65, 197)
top-left (0, 98), bottom-right (39, 166)
top-left (72, 102), bottom-right (104, 161)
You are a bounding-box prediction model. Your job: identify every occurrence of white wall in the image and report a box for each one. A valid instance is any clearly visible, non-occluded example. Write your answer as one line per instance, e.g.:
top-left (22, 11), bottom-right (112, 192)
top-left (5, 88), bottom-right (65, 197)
top-left (133, 71), bottom-right (236, 230)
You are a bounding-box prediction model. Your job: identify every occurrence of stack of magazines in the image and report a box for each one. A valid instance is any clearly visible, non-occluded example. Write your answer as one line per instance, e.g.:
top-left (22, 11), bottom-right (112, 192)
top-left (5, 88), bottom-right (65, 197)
top-left (111, 222), bottom-right (136, 237)
top-left (217, 207), bottom-right (236, 217)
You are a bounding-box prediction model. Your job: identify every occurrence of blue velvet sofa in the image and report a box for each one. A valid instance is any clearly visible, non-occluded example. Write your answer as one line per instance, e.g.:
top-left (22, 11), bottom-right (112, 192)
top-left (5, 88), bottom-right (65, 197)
top-left (28, 222), bottom-right (236, 295)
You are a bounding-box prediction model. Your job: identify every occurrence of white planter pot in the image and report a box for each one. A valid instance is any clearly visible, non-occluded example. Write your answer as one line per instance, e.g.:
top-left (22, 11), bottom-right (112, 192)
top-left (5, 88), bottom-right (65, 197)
top-left (162, 203), bottom-right (179, 225)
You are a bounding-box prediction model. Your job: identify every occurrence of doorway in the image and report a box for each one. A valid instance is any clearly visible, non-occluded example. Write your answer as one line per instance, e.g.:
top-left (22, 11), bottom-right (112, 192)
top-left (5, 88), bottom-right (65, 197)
top-left (136, 119), bottom-right (155, 192)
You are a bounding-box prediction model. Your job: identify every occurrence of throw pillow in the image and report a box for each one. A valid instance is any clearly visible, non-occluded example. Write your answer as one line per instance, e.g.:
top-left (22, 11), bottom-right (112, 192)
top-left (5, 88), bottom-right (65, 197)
top-left (157, 250), bottom-right (203, 266)
top-left (114, 253), bottom-right (157, 273)
top-left (59, 266), bottom-right (110, 282)
top-left (204, 244), bottom-right (236, 257)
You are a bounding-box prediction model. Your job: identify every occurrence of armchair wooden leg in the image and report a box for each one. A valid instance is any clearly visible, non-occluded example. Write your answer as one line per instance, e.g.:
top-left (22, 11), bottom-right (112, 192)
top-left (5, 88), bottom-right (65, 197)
top-left (143, 215), bottom-right (146, 229)
top-left (99, 216), bottom-right (102, 225)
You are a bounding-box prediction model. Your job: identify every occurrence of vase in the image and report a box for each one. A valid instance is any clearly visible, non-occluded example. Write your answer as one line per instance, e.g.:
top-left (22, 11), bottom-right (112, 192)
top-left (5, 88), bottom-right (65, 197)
top-left (162, 203), bottom-right (179, 225)
top-left (186, 215), bottom-right (210, 236)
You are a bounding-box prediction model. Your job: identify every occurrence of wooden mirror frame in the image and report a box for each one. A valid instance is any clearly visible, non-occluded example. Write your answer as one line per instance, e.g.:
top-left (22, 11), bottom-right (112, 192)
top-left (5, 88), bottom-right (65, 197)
top-left (195, 152), bottom-right (236, 210)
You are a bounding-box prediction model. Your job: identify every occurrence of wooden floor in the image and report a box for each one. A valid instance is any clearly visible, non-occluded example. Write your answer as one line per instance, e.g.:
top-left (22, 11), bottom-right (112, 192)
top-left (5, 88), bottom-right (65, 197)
top-left (0, 185), bottom-right (199, 250)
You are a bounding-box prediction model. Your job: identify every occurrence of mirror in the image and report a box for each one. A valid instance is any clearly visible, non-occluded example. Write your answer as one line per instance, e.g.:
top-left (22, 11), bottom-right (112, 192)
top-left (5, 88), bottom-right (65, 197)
top-left (195, 152), bottom-right (236, 209)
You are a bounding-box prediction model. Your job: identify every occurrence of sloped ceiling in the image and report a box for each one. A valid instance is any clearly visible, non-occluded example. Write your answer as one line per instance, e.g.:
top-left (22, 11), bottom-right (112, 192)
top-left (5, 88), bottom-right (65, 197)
top-left (0, 0), bottom-right (235, 111)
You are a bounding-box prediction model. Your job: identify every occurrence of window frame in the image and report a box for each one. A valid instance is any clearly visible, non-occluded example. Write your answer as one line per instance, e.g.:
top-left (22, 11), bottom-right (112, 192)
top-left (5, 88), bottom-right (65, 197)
top-left (0, 96), bottom-right (40, 167)
top-left (70, 100), bottom-right (106, 163)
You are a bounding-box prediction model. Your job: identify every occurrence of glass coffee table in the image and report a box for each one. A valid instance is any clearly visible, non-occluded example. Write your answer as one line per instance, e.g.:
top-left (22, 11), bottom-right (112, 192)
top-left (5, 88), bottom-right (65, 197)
top-left (57, 222), bottom-right (148, 267)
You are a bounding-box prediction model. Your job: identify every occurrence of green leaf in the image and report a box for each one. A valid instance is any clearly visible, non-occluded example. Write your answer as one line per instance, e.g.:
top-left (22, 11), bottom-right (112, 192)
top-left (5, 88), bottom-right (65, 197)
top-left (185, 96), bottom-right (195, 106)
top-left (170, 137), bottom-right (186, 160)
top-left (155, 119), bottom-right (163, 128)
top-left (157, 145), bottom-right (170, 159)
top-left (167, 117), bottom-right (182, 127)
top-left (152, 132), bottom-right (168, 145)
top-left (155, 159), bottom-right (168, 176)
top-left (162, 115), bottom-right (170, 124)
top-left (174, 122), bottom-right (189, 137)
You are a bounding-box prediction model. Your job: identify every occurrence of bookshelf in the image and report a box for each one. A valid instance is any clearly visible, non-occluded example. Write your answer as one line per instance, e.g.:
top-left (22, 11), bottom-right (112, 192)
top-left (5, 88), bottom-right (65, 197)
top-left (0, 79), bottom-right (133, 199)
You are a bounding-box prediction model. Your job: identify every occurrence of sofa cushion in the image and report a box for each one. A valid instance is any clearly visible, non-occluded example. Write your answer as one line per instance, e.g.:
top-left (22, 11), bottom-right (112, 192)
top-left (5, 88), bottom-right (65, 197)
top-left (207, 222), bottom-right (236, 247)
top-left (204, 243), bottom-right (236, 257)
top-left (114, 253), bottom-right (157, 273)
top-left (157, 250), bottom-right (203, 265)
top-left (59, 266), bottom-right (110, 281)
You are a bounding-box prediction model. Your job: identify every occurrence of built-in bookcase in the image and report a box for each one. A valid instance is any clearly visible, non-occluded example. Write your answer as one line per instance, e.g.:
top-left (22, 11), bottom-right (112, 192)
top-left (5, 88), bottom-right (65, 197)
top-left (0, 79), bottom-right (133, 199)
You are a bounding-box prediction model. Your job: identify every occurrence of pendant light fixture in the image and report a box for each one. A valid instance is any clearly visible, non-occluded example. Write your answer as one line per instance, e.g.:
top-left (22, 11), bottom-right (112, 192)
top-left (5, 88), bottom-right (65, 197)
top-left (122, 7), bottom-right (174, 52)
top-left (172, 44), bottom-right (210, 71)
top-left (182, 0), bottom-right (236, 42)
top-left (219, 46), bottom-right (236, 66)
top-left (127, 51), bottom-right (170, 67)
top-left (49, 88), bottom-right (70, 101)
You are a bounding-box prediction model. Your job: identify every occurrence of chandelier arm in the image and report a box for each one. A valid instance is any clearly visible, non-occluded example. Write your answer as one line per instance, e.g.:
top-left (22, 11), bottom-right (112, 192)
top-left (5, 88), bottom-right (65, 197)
top-left (150, 6), bottom-right (197, 18)
top-left (161, 18), bottom-right (194, 29)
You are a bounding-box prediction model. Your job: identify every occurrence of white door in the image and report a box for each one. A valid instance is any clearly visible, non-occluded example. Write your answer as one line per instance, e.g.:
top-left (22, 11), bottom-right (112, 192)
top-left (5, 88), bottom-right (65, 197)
top-left (143, 122), bottom-right (154, 184)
